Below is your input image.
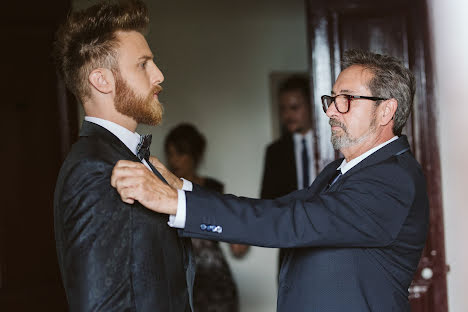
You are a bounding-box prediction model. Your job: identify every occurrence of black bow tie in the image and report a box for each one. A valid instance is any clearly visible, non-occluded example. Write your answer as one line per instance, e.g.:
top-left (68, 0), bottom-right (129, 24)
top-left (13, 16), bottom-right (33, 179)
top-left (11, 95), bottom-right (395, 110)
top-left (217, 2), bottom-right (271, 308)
top-left (137, 134), bottom-right (152, 161)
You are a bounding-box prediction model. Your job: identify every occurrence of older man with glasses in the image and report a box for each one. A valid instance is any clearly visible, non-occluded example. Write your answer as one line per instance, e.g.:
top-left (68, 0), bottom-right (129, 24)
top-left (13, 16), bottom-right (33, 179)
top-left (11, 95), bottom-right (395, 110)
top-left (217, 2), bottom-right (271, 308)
top-left (111, 49), bottom-right (429, 312)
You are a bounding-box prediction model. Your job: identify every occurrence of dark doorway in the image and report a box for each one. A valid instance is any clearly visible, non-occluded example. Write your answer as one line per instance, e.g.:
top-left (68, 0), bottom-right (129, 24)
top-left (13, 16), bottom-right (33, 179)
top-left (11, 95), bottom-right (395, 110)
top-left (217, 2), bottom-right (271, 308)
top-left (1, 1), bottom-right (78, 311)
top-left (305, 0), bottom-right (448, 311)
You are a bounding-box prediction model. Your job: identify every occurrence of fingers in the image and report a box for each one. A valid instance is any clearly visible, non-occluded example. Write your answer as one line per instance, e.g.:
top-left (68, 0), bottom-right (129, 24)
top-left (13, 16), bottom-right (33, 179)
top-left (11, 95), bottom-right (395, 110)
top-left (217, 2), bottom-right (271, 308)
top-left (115, 159), bottom-right (145, 168)
top-left (111, 162), bottom-right (148, 187)
top-left (149, 156), bottom-right (163, 168)
top-left (114, 175), bottom-right (146, 193)
top-left (118, 185), bottom-right (136, 204)
top-left (110, 159), bottom-right (178, 215)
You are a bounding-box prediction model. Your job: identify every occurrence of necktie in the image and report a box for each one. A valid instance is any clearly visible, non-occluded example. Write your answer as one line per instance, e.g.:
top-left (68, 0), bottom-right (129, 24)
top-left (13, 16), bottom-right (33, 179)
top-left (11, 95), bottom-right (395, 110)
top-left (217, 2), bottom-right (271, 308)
top-left (302, 138), bottom-right (309, 188)
top-left (325, 169), bottom-right (342, 191)
top-left (136, 134), bottom-right (152, 162)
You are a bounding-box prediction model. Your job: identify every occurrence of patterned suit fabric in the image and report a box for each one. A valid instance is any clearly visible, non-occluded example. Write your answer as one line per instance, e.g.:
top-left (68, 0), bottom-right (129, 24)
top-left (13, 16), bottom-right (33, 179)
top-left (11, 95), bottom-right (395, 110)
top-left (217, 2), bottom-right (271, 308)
top-left (54, 121), bottom-right (194, 311)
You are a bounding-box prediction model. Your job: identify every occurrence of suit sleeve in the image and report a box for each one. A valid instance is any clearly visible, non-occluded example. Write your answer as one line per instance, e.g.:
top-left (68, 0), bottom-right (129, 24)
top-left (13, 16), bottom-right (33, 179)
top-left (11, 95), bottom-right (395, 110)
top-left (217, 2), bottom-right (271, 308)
top-left (57, 159), bottom-right (134, 311)
top-left (181, 162), bottom-right (417, 248)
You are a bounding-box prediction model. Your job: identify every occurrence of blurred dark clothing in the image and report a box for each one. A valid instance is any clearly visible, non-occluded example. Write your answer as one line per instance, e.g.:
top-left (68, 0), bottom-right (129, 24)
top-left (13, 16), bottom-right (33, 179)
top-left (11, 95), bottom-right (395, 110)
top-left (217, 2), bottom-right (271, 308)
top-left (192, 177), bottom-right (239, 312)
top-left (260, 134), bottom-right (298, 273)
top-left (261, 134), bottom-right (298, 199)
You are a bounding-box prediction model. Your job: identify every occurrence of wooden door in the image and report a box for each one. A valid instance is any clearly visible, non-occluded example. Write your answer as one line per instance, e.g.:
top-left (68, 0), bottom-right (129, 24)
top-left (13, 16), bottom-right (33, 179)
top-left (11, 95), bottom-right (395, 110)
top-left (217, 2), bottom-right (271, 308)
top-left (305, 0), bottom-right (448, 311)
top-left (0, 1), bottom-right (78, 311)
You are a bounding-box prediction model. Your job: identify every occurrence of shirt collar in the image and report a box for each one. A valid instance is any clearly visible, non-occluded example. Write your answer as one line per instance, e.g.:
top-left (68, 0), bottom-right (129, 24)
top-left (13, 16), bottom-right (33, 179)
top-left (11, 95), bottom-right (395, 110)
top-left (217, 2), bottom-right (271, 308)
top-left (84, 116), bottom-right (141, 156)
top-left (338, 136), bottom-right (398, 174)
top-left (293, 129), bottom-right (313, 144)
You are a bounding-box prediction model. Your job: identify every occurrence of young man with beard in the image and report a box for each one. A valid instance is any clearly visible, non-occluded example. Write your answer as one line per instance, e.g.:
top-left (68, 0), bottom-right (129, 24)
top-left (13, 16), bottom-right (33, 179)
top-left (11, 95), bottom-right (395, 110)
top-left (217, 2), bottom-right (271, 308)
top-left (53, 1), bottom-right (194, 311)
top-left (111, 49), bottom-right (429, 311)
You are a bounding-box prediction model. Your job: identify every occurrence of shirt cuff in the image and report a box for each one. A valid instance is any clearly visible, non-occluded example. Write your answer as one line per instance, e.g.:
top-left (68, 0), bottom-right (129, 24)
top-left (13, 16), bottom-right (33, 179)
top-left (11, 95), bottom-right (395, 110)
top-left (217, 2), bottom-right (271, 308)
top-left (181, 178), bottom-right (193, 191)
top-left (168, 189), bottom-right (187, 228)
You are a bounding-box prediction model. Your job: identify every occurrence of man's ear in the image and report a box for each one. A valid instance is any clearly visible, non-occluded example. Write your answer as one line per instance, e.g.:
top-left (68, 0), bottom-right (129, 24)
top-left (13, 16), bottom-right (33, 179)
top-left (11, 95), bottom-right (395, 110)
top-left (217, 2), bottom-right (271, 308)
top-left (380, 98), bottom-right (398, 126)
top-left (88, 68), bottom-right (114, 94)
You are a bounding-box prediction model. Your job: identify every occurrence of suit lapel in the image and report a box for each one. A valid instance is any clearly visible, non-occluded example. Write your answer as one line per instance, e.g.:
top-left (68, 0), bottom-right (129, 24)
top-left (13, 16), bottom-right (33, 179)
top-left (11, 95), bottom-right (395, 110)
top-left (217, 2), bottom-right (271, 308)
top-left (146, 159), bottom-right (168, 185)
top-left (80, 121), bottom-right (168, 185)
top-left (318, 136), bottom-right (411, 193)
top-left (338, 135), bottom-right (411, 181)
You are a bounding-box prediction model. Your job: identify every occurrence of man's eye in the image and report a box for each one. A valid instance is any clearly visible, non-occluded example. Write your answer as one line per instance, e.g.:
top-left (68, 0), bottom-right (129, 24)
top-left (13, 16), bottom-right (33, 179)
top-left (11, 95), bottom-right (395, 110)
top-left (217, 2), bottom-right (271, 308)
top-left (140, 62), bottom-right (147, 69)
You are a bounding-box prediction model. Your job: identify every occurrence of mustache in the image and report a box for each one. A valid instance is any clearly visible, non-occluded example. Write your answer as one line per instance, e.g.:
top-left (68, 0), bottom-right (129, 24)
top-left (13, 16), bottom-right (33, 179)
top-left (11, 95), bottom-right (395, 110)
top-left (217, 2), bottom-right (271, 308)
top-left (329, 118), bottom-right (347, 131)
top-left (151, 84), bottom-right (163, 94)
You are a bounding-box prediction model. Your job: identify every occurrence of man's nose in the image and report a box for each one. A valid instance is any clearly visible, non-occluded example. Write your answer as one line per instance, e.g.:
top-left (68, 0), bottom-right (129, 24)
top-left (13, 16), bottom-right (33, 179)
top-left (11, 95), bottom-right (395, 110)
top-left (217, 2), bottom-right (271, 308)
top-left (325, 101), bottom-right (339, 118)
top-left (150, 62), bottom-right (164, 85)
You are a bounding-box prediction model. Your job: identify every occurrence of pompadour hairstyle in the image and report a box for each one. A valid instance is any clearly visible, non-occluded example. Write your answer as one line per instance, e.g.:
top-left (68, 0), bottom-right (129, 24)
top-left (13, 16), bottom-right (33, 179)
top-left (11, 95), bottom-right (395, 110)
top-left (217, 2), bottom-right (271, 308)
top-left (341, 49), bottom-right (416, 135)
top-left (53, 0), bottom-right (149, 101)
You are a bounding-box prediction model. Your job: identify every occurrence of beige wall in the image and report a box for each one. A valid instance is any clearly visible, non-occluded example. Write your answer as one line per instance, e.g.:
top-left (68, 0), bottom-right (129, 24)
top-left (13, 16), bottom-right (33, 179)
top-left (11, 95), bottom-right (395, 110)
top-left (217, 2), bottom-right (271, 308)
top-left (427, 1), bottom-right (468, 311)
top-left (74, 1), bottom-right (308, 311)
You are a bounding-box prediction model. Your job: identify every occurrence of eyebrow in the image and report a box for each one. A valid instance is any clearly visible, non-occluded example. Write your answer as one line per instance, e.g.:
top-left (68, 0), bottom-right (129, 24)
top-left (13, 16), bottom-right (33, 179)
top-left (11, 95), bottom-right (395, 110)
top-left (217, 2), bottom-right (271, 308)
top-left (138, 54), bottom-right (153, 62)
top-left (331, 89), bottom-right (355, 95)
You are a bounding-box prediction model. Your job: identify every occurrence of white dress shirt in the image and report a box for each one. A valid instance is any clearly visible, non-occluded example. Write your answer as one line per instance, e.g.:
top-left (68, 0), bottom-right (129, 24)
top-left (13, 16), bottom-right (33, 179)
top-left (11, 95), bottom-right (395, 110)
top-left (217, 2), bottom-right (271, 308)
top-left (293, 129), bottom-right (315, 189)
top-left (169, 135), bottom-right (399, 229)
top-left (337, 136), bottom-right (398, 174)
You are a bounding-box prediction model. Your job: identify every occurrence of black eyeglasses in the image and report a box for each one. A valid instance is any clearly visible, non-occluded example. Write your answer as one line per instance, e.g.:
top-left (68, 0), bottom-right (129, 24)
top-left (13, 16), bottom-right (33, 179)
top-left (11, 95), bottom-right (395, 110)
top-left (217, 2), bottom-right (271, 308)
top-left (321, 94), bottom-right (388, 114)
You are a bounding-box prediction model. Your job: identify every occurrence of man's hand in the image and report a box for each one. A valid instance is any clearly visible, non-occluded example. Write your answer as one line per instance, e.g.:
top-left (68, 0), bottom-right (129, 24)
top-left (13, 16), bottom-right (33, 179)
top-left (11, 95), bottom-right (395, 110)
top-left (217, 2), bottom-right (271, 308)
top-left (149, 156), bottom-right (183, 189)
top-left (111, 160), bottom-right (178, 215)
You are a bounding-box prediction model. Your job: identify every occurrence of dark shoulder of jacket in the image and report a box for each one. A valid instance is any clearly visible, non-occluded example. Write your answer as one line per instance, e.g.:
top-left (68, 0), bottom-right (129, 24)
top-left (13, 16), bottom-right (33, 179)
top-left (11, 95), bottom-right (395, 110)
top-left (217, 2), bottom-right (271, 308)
top-left (321, 157), bottom-right (344, 173)
top-left (203, 177), bottom-right (224, 194)
top-left (67, 135), bottom-right (129, 166)
top-left (266, 134), bottom-right (292, 153)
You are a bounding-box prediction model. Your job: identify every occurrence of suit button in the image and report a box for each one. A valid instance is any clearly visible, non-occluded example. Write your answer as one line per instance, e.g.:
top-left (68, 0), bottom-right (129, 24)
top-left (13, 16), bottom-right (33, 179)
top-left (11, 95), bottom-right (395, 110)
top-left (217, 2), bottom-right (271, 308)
top-left (200, 224), bottom-right (207, 231)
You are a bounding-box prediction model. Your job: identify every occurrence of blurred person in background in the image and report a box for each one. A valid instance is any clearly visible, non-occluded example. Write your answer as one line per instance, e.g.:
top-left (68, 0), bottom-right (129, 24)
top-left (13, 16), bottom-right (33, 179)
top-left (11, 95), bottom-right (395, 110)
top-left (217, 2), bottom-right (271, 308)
top-left (164, 123), bottom-right (249, 312)
top-left (260, 75), bottom-right (316, 275)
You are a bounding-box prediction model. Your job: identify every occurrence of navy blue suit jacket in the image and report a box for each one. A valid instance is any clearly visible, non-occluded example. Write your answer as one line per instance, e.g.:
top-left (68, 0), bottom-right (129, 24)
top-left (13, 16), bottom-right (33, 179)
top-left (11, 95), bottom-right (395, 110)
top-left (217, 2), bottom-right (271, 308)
top-left (180, 136), bottom-right (429, 312)
top-left (54, 121), bottom-right (194, 311)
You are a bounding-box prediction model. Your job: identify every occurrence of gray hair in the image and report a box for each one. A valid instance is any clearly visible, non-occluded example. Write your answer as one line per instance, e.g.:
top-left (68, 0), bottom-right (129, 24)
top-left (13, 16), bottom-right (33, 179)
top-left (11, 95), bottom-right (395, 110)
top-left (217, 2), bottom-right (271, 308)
top-left (341, 49), bottom-right (415, 135)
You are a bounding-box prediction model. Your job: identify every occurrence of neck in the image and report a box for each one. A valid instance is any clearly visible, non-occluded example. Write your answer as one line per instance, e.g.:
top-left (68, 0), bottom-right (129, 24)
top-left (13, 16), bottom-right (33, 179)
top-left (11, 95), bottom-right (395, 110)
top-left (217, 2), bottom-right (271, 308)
top-left (341, 131), bottom-right (394, 162)
top-left (84, 100), bottom-right (138, 132)
top-left (295, 125), bottom-right (312, 136)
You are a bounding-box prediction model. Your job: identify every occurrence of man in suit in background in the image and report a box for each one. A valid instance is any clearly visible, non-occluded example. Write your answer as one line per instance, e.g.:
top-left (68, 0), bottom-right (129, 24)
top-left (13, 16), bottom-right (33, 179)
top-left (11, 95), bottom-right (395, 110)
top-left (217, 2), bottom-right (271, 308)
top-left (112, 50), bottom-right (429, 311)
top-left (260, 75), bottom-right (316, 274)
top-left (53, 1), bottom-right (193, 311)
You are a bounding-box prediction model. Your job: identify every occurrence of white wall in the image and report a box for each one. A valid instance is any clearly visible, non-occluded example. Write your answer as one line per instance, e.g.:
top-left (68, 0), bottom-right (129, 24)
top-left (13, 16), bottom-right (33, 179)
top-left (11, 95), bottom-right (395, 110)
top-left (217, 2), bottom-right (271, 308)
top-left (74, 1), bottom-right (308, 311)
top-left (427, 0), bottom-right (468, 311)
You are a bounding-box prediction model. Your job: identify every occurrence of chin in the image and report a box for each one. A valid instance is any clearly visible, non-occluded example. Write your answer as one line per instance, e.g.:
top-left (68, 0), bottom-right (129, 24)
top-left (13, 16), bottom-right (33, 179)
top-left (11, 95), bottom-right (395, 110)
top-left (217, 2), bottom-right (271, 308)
top-left (286, 126), bottom-right (298, 133)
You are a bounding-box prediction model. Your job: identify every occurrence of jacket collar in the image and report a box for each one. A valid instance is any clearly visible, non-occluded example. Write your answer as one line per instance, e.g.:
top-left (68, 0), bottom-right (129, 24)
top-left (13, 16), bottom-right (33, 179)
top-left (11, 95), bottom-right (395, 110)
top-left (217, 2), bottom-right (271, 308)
top-left (339, 135), bottom-right (411, 177)
top-left (79, 120), bottom-right (138, 161)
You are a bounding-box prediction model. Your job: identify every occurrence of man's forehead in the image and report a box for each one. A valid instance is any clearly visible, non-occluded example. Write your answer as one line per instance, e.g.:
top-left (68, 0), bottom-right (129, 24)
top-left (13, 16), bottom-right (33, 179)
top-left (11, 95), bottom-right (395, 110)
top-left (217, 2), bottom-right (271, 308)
top-left (332, 65), bottom-right (373, 94)
top-left (115, 30), bottom-right (152, 57)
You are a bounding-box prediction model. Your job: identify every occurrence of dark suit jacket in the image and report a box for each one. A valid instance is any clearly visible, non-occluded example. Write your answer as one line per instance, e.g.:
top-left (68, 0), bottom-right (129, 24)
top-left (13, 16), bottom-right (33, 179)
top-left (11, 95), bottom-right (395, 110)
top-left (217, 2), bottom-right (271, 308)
top-left (260, 134), bottom-right (297, 200)
top-left (54, 121), bottom-right (194, 312)
top-left (180, 136), bottom-right (429, 312)
top-left (260, 134), bottom-right (314, 270)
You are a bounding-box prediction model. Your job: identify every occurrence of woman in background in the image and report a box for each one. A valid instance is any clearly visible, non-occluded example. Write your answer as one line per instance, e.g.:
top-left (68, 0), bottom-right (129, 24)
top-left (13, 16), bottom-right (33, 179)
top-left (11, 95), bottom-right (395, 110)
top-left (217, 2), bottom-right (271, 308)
top-left (165, 123), bottom-right (249, 312)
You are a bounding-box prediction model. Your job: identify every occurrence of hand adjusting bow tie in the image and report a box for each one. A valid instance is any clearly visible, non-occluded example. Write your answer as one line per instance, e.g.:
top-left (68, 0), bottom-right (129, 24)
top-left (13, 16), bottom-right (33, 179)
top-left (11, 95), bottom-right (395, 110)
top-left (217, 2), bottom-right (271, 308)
top-left (136, 134), bottom-right (152, 162)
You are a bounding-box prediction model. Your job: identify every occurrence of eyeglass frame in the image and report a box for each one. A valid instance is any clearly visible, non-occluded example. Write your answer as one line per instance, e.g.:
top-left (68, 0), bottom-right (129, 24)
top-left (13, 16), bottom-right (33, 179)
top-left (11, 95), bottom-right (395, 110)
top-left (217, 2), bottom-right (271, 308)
top-left (321, 94), bottom-right (388, 114)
